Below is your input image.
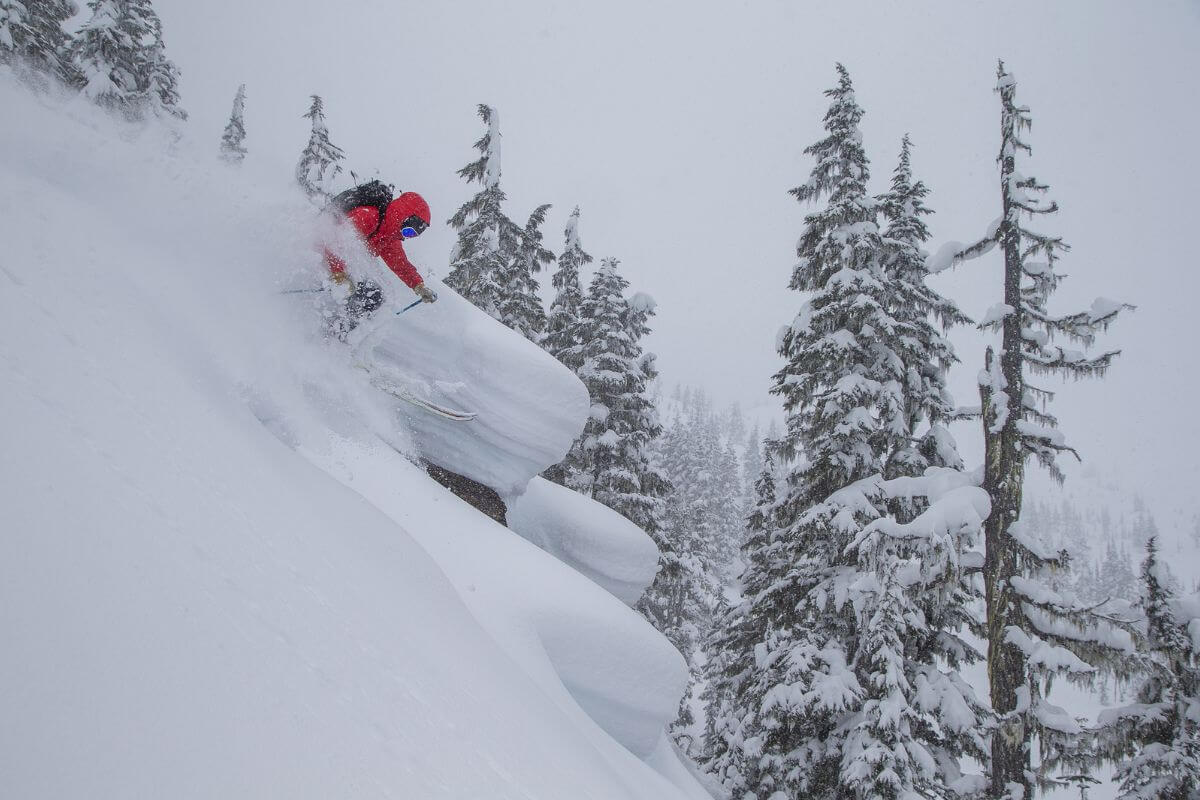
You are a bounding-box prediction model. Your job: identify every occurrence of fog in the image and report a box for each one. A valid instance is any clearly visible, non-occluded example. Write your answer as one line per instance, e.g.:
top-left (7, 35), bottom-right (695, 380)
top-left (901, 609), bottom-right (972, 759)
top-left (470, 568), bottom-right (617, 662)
top-left (154, 0), bottom-right (1200, 535)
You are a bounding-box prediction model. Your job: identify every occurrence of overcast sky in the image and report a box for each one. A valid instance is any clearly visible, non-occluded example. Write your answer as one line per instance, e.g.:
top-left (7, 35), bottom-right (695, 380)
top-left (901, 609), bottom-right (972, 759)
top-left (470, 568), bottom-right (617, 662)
top-left (150, 0), bottom-right (1200, 529)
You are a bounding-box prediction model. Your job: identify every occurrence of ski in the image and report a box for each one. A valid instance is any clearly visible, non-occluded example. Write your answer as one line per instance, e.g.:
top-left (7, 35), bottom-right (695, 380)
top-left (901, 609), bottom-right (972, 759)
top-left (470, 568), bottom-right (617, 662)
top-left (373, 378), bottom-right (477, 422)
top-left (353, 363), bottom-right (477, 422)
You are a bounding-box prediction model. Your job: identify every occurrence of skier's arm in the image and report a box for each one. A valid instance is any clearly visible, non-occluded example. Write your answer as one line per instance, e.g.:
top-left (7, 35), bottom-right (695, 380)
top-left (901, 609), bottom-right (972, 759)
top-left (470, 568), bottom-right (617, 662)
top-left (375, 237), bottom-right (425, 289)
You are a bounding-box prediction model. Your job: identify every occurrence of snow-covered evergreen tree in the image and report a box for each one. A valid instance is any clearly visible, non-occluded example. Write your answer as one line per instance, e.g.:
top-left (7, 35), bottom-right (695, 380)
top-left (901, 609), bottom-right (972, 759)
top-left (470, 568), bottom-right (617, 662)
top-left (561, 258), bottom-right (685, 706)
top-left (0, 0), bottom-right (31, 66)
top-left (1095, 537), bottom-right (1200, 800)
top-left (877, 134), bottom-right (970, 480)
top-left (72, 0), bottom-right (183, 121)
top-left (701, 450), bottom-right (779, 797)
top-left (219, 83), bottom-right (247, 164)
top-left (496, 203), bottom-right (552, 342)
top-left (569, 258), bottom-right (665, 525)
top-left (139, 3), bottom-right (183, 121)
top-left (543, 206), bottom-right (592, 375)
top-left (948, 61), bottom-right (1137, 797)
top-left (649, 392), bottom-right (745, 664)
top-left (1, 0), bottom-right (78, 87)
top-left (1094, 538), bottom-right (1137, 605)
top-left (72, 0), bottom-right (143, 116)
top-left (702, 65), bottom-right (989, 800)
top-left (740, 424), bottom-right (762, 515)
top-left (446, 104), bottom-right (522, 321)
top-left (295, 94), bottom-right (343, 199)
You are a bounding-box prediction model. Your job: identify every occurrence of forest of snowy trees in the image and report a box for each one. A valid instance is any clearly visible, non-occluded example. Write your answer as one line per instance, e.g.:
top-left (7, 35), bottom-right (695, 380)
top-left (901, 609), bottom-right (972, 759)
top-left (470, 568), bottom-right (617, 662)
top-left (4, 6), bottom-right (1198, 797)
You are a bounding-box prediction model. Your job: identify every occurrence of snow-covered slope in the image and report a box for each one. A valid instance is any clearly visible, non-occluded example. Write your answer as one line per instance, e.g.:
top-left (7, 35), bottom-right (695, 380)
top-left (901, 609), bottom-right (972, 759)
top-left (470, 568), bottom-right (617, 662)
top-left (0, 82), bottom-right (702, 800)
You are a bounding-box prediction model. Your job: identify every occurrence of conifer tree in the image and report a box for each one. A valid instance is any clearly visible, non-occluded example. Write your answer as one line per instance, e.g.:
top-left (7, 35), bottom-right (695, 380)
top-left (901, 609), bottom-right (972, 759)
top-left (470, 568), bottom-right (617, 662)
top-left (295, 94), bottom-right (344, 199)
top-left (72, 0), bottom-right (183, 121)
top-left (1, 0), bottom-right (78, 87)
top-left (1094, 537), bottom-right (1199, 800)
top-left (946, 62), bottom-right (1137, 797)
top-left (703, 65), bottom-right (989, 799)
top-left (543, 206), bottom-right (592, 375)
top-left (219, 83), bottom-right (247, 164)
top-left (446, 104), bottom-right (522, 320)
top-left (72, 0), bottom-right (145, 117)
top-left (569, 258), bottom-right (664, 524)
top-left (141, 5), bottom-right (184, 122)
top-left (496, 203), bottom-right (552, 342)
top-left (0, 0), bottom-right (31, 66)
top-left (877, 134), bottom-right (970, 480)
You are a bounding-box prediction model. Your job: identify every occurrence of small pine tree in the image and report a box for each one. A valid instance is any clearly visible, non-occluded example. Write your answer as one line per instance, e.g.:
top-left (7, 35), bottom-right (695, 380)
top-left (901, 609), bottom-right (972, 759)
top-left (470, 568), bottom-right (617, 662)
top-left (877, 134), bottom-right (970, 480)
top-left (496, 203), bottom-right (552, 342)
top-left (543, 206), bottom-right (592, 375)
top-left (570, 258), bottom-right (664, 520)
top-left (446, 104), bottom-right (524, 320)
top-left (1095, 537), bottom-right (1200, 800)
top-left (295, 94), bottom-right (344, 199)
top-left (219, 83), bottom-right (247, 164)
top-left (541, 207), bottom-right (592, 490)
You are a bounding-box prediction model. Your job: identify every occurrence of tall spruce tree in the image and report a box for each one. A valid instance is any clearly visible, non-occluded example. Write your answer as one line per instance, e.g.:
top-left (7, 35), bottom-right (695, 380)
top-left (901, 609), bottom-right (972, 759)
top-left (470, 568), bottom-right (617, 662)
top-left (702, 65), bottom-right (989, 800)
top-left (295, 94), bottom-right (344, 199)
top-left (219, 83), bottom-right (247, 164)
top-left (446, 104), bottom-right (522, 321)
top-left (543, 206), bottom-right (591, 375)
top-left (1095, 537), bottom-right (1200, 800)
top-left (949, 61), bottom-right (1136, 797)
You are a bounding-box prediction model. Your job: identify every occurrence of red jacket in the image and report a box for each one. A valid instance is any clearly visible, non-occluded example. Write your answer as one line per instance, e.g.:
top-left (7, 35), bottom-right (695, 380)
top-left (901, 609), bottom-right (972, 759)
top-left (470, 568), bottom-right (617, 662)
top-left (325, 192), bottom-right (430, 289)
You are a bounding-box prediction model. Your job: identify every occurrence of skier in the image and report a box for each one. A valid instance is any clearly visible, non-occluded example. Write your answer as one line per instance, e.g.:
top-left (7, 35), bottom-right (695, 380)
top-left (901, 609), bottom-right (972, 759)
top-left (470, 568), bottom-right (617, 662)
top-left (324, 184), bottom-right (438, 334)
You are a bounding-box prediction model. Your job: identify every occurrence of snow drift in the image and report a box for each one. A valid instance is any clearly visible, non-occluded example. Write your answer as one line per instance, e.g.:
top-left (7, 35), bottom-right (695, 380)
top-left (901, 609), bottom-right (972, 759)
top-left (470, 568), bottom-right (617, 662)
top-left (349, 288), bottom-right (589, 497)
top-left (0, 81), bottom-right (701, 800)
top-left (508, 477), bottom-right (662, 606)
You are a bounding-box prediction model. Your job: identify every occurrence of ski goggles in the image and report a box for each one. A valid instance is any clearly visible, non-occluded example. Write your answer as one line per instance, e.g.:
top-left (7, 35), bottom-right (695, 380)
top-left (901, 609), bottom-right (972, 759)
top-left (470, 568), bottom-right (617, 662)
top-left (400, 215), bottom-right (429, 239)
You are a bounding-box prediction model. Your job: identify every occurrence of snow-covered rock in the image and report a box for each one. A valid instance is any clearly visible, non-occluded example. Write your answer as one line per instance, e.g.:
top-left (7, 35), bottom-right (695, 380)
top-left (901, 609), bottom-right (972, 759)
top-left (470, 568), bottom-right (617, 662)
top-left (351, 288), bottom-right (589, 498)
top-left (507, 476), bottom-right (661, 606)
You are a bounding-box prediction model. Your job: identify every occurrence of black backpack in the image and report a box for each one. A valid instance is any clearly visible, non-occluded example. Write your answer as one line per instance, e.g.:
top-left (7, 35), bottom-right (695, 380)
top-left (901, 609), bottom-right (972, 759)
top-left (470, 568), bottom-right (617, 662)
top-left (328, 180), bottom-right (394, 237)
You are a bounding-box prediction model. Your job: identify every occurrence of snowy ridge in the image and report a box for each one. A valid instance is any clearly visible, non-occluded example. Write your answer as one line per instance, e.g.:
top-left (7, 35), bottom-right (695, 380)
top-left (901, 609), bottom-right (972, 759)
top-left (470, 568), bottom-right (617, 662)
top-left (0, 82), bottom-right (704, 800)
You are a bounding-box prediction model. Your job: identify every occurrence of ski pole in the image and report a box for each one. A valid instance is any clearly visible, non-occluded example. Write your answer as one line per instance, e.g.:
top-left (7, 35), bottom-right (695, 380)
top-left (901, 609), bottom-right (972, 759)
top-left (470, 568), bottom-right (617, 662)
top-left (396, 299), bottom-right (423, 315)
top-left (277, 287), bottom-right (326, 295)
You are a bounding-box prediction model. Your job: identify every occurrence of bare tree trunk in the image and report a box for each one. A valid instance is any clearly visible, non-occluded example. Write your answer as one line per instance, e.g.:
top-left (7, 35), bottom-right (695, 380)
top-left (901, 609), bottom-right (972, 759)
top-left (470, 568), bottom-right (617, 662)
top-left (983, 120), bottom-right (1032, 797)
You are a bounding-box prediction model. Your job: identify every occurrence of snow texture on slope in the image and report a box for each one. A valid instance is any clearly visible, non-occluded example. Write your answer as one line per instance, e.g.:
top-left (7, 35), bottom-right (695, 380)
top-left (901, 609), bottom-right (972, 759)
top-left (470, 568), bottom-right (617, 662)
top-left (0, 80), bottom-right (705, 800)
top-left (507, 476), bottom-right (661, 606)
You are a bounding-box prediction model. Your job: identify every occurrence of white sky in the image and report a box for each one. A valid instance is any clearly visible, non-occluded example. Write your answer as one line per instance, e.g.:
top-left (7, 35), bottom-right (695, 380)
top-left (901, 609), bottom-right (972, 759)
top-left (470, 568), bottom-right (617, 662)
top-left (151, 0), bottom-right (1199, 528)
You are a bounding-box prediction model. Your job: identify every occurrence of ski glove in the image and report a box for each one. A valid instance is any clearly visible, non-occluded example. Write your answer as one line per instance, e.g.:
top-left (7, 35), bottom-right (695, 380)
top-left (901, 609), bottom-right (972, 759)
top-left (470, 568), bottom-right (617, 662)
top-left (330, 270), bottom-right (355, 299)
top-left (414, 282), bottom-right (438, 303)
